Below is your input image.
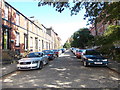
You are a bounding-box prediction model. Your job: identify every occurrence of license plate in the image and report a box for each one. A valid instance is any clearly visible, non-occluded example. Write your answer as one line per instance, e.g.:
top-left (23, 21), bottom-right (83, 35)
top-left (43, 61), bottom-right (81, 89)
top-left (94, 62), bottom-right (102, 64)
top-left (21, 66), bottom-right (28, 68)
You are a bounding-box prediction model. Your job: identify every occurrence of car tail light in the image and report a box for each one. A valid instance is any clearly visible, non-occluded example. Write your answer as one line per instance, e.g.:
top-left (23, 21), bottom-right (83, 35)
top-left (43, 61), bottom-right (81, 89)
top-left (76, 52), bottom-right (80, 55)
top-left (48, 54), bottom-right (51, 56)
top-left (55, 52), bottom-right (59, 54)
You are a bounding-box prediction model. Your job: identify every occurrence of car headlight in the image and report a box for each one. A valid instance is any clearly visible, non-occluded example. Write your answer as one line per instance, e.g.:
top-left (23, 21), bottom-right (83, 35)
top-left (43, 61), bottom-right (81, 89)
top-left (32, 61), bottom-right (38, 64)
top-left (88, 58), bottom-right (94, 61)
top-left (102, 59), bottom-right (108, 61)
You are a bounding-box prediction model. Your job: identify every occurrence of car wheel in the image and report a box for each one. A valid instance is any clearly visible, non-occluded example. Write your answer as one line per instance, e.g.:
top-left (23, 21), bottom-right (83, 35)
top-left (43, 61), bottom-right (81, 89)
top-left (83, 61), bottom-right (88, 67)
top-left (76, 56), bottom-right (79, 58)
top-left (39, 62), bottom-right (43, 69)
top-left (46, 60), bottom-right (49, 64)
top-left (77, 56), bottom-right (81, 59)
top-left (79, 56), bottom-right (81, 59)
top-left (81, 58), bottom-right (84, 62)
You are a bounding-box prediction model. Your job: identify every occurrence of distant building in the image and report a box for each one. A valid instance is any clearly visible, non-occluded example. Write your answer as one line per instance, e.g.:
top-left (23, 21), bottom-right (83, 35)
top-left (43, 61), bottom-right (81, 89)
top-left (89, 19), bottom-right (120, 36)
top-left (43, 26), bottom-right (62, 49)
top-left (89, 4), bottom-right (120, 36)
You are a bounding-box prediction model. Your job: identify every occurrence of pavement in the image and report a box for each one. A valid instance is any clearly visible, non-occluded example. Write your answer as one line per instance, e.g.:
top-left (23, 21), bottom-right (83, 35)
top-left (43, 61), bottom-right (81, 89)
top-left (1, 57), bottom-right (120, 78)
top-left (1, 63), bottom-right (17, 77)
top-left (108, 59), bottom-right (120, 74)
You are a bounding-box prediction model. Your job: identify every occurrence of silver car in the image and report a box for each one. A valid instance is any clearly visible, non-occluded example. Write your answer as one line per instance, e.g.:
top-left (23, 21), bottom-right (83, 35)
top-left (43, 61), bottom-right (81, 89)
top-left (17, 52), bottom-right (49, 70)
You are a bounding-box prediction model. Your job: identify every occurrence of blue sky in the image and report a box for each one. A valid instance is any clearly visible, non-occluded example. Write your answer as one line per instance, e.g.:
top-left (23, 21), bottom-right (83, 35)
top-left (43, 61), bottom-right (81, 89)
top-left (6, 0), bottom-right (89, 45)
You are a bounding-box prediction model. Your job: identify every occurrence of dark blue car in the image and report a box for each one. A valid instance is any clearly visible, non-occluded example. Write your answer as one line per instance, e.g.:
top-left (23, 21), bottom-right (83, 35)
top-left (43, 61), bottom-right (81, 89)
top-left (42, 50), bottom-right (56, 60)
top-left (81, 49), bottom-right (109, 67)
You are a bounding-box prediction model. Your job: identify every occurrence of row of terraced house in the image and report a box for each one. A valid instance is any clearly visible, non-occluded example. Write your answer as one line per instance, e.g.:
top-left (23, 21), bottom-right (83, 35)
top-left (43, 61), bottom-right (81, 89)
top-left (0, 0), bottom-right (61, 61)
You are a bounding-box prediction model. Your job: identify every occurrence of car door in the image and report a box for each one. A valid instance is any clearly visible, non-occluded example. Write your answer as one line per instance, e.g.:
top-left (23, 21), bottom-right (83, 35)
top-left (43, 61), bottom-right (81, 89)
top-left (81, 50), bottom-right (86, 61)
top-left (39, 53), bottom-right (45, 65)
top-left (42, 52), bottom-right (48, 64)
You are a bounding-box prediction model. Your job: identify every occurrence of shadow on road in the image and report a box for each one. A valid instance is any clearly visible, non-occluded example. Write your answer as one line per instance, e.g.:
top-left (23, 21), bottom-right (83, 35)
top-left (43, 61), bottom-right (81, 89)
top-left (2, 50), bottom-right (120, 88)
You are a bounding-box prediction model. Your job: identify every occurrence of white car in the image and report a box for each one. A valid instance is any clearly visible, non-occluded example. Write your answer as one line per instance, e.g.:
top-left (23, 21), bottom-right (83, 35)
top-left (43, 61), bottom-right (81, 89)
top-left (74, 49), bottom-right (80, 56)
top-left (73, 48), bottom-right (79, 55)
top-left (17, 52), bottom-right (49, 70)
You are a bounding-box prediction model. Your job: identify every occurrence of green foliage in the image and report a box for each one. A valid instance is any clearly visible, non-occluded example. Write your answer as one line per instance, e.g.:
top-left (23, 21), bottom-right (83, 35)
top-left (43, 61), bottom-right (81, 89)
top-left (94, 25), bottom-right (120, 46)
top-left (70, 28), bottom-right (94, 48)
top-left (38, 1), bottom-right (120, 25)
top-left (104, 25), bottom-right (120, 44)
top-left (95, 25), bottom-right (120, 62)
top-left (63, 42), bottom-right (71, 49)
top-left (97, 44), bottom-right (120, 63)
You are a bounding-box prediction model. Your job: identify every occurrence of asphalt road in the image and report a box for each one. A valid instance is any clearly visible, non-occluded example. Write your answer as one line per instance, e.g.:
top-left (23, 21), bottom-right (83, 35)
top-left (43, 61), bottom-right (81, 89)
top-left (1, 50), bottom-right (120, 88)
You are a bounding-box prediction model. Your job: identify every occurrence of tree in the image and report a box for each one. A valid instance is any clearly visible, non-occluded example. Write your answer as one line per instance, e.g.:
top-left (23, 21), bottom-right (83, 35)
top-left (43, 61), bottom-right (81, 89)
top-left (70, 28), bottom-right (94, 48)
top-left (63, 42), bottom-right (71, 49)
top-left (38, 1), bottom-right (120, 25)
top-left (95, 25), bottom-right (120, 62)
top-left (94, 25), bottom-right (120, 46)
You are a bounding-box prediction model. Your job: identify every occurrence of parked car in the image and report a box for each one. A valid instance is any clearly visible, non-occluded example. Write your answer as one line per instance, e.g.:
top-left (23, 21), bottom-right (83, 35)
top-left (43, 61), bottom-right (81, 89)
top-left (17, 52), bottom-right (49, 70)
top-left (61, 48), bottom-right (66, 53)
top-left (74, 49), bottom-right (80, 56)
top-left (70, 47), bottom-right (75, 52)
top-left (58, 49), bottom-right (62, 54)
top-left (81, 49), bottom-right (109, 67)
top-left (52, 49), bottom-right (61, 57)
top-left (42, 50), bottom-right (56, 60)
top-left (76, 49), bottom-right (84, 59)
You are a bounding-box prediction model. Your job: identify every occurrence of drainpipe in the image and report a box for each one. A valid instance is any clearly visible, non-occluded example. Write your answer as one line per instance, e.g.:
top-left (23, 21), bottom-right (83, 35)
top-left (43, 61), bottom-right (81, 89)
top-left (0, 1), bottom-right (2, 64)
top-left (9, 7), bottom-right (12, 50)
top-left (27, 21), bottom-right (29, 52)
top-left (94, 19), bottom-right (98, 36)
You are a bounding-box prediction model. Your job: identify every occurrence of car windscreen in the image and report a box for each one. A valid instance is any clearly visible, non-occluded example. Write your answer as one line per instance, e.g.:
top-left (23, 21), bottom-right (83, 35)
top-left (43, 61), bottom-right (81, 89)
top-left (88, 56), bottom-right (106, 59)
top-left (52, 50), bottom-right (58, 52)
top-left (76, 50), bottom-right (83, 52)
top-left (27, 53), bottom-right (41, 58)
top-left (43, 50), bottom-right (53, 54)
top-left (85, 50), bottom-right (100, 55)
top-left (78, 50), bottom-right (84, 52)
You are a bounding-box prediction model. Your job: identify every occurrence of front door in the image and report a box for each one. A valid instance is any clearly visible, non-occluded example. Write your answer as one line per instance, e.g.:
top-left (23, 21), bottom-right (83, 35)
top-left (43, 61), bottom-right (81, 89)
top-left (2, 27), bottom-right (9, 49)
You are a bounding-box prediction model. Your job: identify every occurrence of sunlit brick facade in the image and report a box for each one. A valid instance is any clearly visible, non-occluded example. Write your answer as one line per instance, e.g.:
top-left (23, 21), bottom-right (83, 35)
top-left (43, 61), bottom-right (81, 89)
top-left (89, 19), bottom-right (120, 36)
top-left (1, 0), bottom-right (61, 57)
top-left (89, 20), bottom-right (107, 36)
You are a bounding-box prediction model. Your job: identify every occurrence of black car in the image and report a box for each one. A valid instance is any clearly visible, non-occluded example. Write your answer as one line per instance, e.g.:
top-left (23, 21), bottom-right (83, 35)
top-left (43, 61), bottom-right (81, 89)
top-left (81, 49), bottom-right (109, 67)
top-left (42, 50), bottom-right (56, 60)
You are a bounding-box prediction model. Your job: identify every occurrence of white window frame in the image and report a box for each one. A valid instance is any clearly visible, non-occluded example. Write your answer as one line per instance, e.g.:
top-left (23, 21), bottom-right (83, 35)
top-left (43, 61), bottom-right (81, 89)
top-left (24, 18), bottom-right (27, 29)
top-left (15, 32), bottom-right (20, 46)
top-left (35, 37), bottom-right (38, 49)
top-left (30, 37), bottom-right (33, 47)
top-left (39, 39), bottom-right (41, 51)
top-left (29, 22), bottom-right (32, 31)
top-left (16, 12), bottom-right (20, 25)
top-left (24, 34), bottom-right (27, 50)
top-left (5, 4), bottom-right (9, 20)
